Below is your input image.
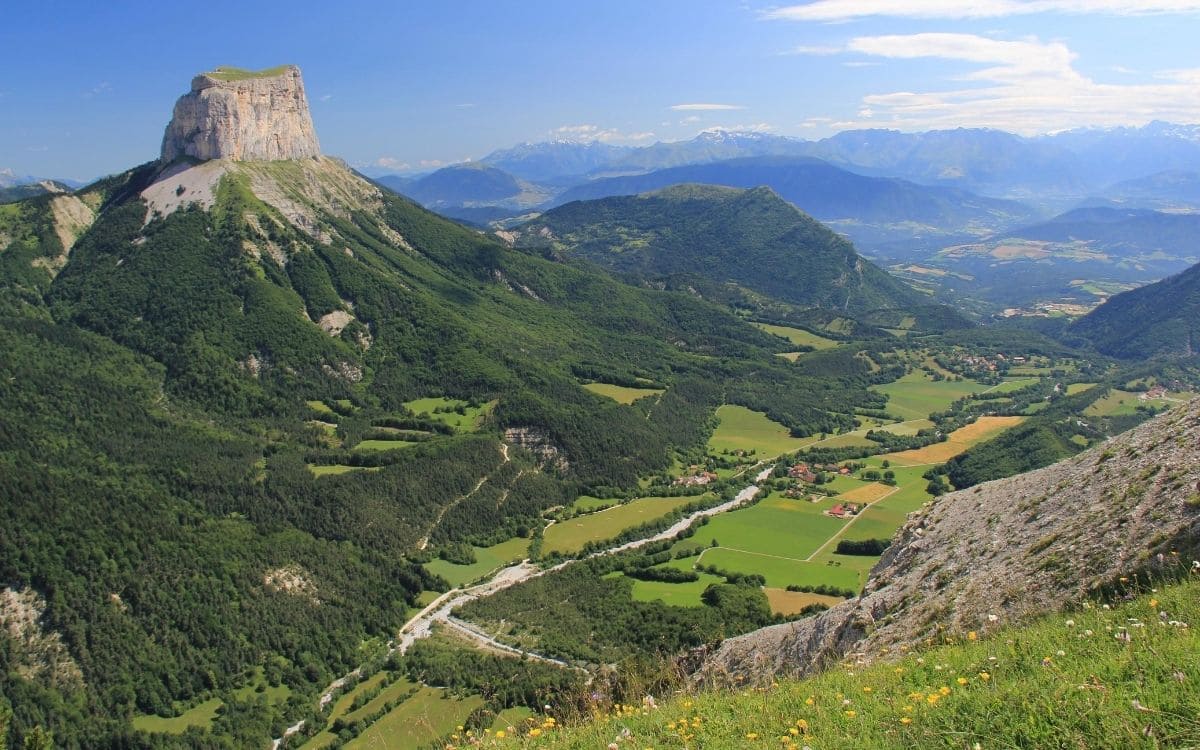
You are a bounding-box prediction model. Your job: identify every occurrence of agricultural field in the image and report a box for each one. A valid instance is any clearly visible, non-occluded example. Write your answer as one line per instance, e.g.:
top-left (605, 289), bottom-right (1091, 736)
top-left (753, 323), bottom-right (839, 350)
top-left (1083, 389), bottom-right (1181, 417)
top-left (344, 685), bottom-right (482, 750)
top-left (132, 698), bottom-right (222, 735)
top-left (884, 416), bottom-right (1025, 465)
top-left (1067, 382), bottom-right (1098, 395)
top-left (403, 397), bottom-right (496, 432)
top-left (353, 438), bottom-right (419, 451)
top-left (871, 372), bottom-right (987, 421)
top-left (424, 536), bottom-right (532, 587)
top-left (624, 562), bottom-right (726, 608)
top-left (582, 382), bottom-right (664, 404)
top-left (707, 405), bottom-right (815, 459)
top-left (984, 377), bottom-right (1039, 394)
top-left (541, 496), bottom-right (697, 555)
top-left (764, 588), bottom-right (846, 615)
top-left (307, 464), bottom-right (380, 477)
top-left (676, 493), bottom-right (847, 561)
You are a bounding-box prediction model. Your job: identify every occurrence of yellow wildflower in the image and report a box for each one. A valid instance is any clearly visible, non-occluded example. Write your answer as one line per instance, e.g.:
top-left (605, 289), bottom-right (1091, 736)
top-left (845, 710), bottom-right (857, 718)
top-left (968, 631), bottom-right (978, 641)
top-left (495, 730), bottom-right (505, 739)
top-left (939, 686), bottom-right (951, 696)
top-left (805, 697), bottom-right (815, 706)
top-left (979, 671), bottom-right (991, 681)
top-left (957, 677), bottom-right (969, 686)
top-left (795, 719), bottom-right (809, 732)
top-left (746, 732), bottom-right (760, 740)
top-left (900, 717), bottom-right (913, 725)
top-left (863, 686), bottom-right (873, 693)
top-left (789, 727), bottom-right (799, 736)
top-left (927, 694), bottom-right (940, 706)
top-left (1150, 599), bottom-right (1159, 608)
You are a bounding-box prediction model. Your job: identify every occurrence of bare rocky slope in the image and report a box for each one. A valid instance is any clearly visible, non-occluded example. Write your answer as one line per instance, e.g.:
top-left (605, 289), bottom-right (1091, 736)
top-left (698, 400), bottom-right (1200, 684)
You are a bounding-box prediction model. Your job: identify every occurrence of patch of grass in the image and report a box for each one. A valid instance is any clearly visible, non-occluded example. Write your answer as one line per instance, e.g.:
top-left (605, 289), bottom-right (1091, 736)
top-left (696, 547), bottom-right (864, 590)
top-left (886, 416), bottom-right (1024, 466)
top-left (764, 587), bottom-right (845, 615)
top-left (623, 564), bottom-right (726, 608)
top-left (707, 405), bottom-right (815, 459)
top-left (582, 382), bottom-right (664, 404)
top-left (344, 686), bottom-right (483, 750)
top-left (753, 323), bottom-right (839, 350)
top-left (205, 65), bottom-right (294, 81)
top-left (424, 536), bottom-right (532, 587)
top-left (1066, 382), bottom-right (1098, 395)
top-left (307, 464), bottom-right (381, 477)
top-left (353, 438), bottom-right (419, 451)
top-left (985, 377), bottom-right (1038, 394)
top-left (1084, 389), bottom-right (1172, 417)
top-left (680, 493), bottom-right (845, 564)
top-left (132, 697), bottom-right (222, 735)
top-left (517, 577), bottom-right (1200, 750)
top-left (871, 372), bottom-right (986, 421)
top-left (542, 496), bottom-right (697, 556)
top-left (404, 397), bottom-right (496, 432)
top-left (306, 399), bottom-right (336, 416)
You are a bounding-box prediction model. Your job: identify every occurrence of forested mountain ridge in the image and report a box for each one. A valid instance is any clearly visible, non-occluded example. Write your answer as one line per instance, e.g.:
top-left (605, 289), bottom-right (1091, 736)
top-left (511, 183), bottom-right (930, 315)
top-left (1066, 259), bottom-right (1200, 359)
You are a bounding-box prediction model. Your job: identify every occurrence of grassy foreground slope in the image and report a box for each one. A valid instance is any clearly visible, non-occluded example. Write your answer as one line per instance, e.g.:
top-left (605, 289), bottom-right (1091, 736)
top-left (471, 575), bottom-right (1200, 749)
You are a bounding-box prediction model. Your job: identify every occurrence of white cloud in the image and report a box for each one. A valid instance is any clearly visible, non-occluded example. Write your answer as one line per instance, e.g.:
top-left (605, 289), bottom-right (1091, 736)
top-left (550, 124), bottom-right (655, 143)
top-left (700, 122), bottom-right (775, 133)
top-left (670, 103), bottom-right (746, 111)
top-left (83, 81), bottom-right (112, 99)
top-left (679, 115), bottom-right (703, 124)
top-left (816, 32), bottom-right (1200, 133)
top-left (765, 0), bottom-right (1200, 21)
top-left (373, 157), bottom-right (411, 170)
top-left (455, 102), bottom-right (476, 108)
top-left (319, 94), bottom-right (333, 102)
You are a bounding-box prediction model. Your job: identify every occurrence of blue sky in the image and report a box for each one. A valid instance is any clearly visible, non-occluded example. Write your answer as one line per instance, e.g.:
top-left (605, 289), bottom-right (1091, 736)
top-left (4, 0), bottom-right (1200, 180)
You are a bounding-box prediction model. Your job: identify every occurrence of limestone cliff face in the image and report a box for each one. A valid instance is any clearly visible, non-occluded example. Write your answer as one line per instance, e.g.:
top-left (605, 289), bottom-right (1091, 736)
top-left (160, 66), bottom-right (320, 163)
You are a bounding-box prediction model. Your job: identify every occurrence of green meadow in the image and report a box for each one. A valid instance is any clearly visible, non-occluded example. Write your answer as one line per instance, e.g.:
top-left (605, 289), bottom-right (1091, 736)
top-left (424, 536), bottom-right (532, 587)
top-left (403, 397), bottom-right (496, 432)
top-left (542, 496), bottom-right (696, 555)
top-left (707, 405), bottom-right (816, 458)
top-left (132, 698), bottom-right (222, 735)
top-left (871, 372), bottom-right (986, 421)
top-left (582, 382), bottom-right (664, 404)
top-left (753, 323), bottom-right (839, 350)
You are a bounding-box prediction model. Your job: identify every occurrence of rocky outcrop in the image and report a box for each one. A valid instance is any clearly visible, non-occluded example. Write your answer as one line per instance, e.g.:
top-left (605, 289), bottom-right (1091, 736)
top-left (160, 65), bottom-right (320, 163)
top-left (697, 401), bottom-right (1200, 685)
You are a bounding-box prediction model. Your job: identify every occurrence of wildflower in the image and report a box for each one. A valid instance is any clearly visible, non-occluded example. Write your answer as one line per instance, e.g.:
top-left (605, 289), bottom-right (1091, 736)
top-left (1042, 657), bottom-right (1053, 667)
top-left (979, 672), bottom-right (991, 681)
top-left (987, 614), bottom-right (998, 622)
top-left (926, 694), bottom-right (940, 706)
top-left (495, 731), bottom-right (505, 739)
top-left (900, 717), bottom-right (913, 725)
top-left (845, 710), bottom-right (857, 718)
top-left (863, 686), bottom-right (873, 693)
top-left (1056, 650), bottom-right (1065, 657)
top-left (1083, 629), bottom-right (1094, 636)
top-left (529, 728), bottom-right (542, 738)
top-left (939, 686), bottom-right (951, 696)
top-left (789, 728), bottom-right (799, 736)
top-left (795, 719), bottom-right (809, 732)
top-left (968, 631), bottom-right (978, 641)
top-left (1150, 599), bottom-right (1159, 609)
top-left (957, 677), bottom-right (969, 686)
top-left (804, 696), bottom-right (815, 706)
top-left (894, 667), bottom-right (905, 674)
top-left (746, 732), bottom-right (760, 740)
top-left (1065, 619), bottom-right (1075, 627)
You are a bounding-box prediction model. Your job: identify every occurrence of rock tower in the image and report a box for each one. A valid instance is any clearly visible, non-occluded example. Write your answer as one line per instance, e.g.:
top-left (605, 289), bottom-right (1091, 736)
top-left (160, 65), bottom-right (320, 163)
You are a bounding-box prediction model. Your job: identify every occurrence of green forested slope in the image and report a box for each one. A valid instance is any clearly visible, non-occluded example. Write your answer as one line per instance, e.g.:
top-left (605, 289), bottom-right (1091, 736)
top-left (0, 159), bottom-right (900, 747)
top-left (514, 184), bottom-right (928, 315)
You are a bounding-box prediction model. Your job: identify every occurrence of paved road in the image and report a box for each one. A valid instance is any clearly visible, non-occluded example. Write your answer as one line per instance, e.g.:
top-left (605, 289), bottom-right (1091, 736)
top-left (274, 474), bottom-right (768, 747)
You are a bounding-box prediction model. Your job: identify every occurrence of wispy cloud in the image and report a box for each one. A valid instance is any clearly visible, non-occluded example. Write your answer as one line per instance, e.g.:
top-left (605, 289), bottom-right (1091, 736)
top-left (801, 32), bottom-right (1200, 133)
top-left (455, 103), bottom-right (476, 108)
top-left (700, 122), bottom-right (775, 133)
top-left (550, 124), bottom-right (656, 143)
top-left (765, 0), bottom-right (1200, 21)
top-left (83, 81), bottom-right (112, 99)
top-left (670, 103), bottom-right (745, 111)
top-left (319, 94), bottom-right (334, 102)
